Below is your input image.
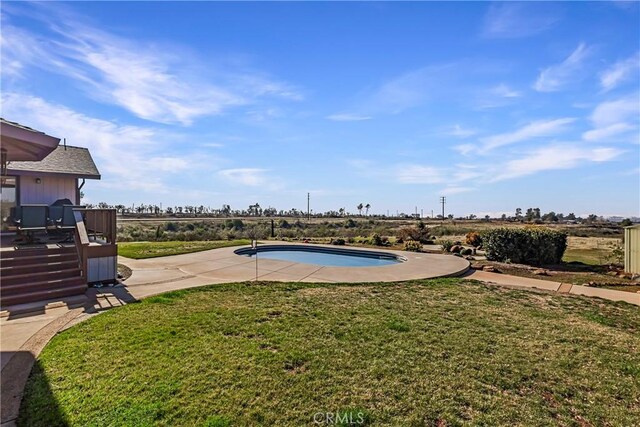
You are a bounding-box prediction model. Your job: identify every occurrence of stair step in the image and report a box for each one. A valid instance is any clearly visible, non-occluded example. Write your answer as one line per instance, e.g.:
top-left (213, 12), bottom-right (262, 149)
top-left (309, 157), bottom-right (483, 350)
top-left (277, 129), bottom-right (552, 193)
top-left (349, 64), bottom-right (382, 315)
top-left (0, 283), bottom-right (88, 307)
top-left (0, 259), bottom-right (79, 276)
top-left (0, 252), bottom-right (78, 268)
top-left (1, 276), bottom-right (85, 297)
top-left (0, 245), bottom-right (75, 258)
top-left (1, 268), bottom-right (82, 287)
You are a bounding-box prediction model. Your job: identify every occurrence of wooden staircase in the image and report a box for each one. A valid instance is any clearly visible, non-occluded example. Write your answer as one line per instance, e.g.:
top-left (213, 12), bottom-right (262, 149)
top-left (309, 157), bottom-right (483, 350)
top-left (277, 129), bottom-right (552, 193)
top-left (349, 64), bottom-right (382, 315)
top-left (0, 245), bottom-right (87, 307)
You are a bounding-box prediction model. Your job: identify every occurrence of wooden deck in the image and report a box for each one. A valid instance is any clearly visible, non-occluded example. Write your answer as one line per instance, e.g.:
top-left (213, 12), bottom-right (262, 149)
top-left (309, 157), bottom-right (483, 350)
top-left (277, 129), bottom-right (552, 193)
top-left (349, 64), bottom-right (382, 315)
top-left (0, 209), bottom-right (118, 307)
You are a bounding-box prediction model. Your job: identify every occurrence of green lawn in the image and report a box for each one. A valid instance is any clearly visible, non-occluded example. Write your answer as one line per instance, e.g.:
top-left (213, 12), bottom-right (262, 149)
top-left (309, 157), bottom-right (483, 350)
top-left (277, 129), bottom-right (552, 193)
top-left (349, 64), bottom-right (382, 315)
top-left (117, 240), bottom-right (250, 259)
top-left (563, 248), bottom-right (612, 265)
top-left (20, 280), bottom-right (640, 426)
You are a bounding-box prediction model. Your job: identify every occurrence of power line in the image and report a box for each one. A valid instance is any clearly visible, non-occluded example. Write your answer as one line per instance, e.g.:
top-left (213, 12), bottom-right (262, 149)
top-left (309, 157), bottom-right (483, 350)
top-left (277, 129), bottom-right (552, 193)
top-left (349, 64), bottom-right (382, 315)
top-left (440, 196), bottom-right (446, 220)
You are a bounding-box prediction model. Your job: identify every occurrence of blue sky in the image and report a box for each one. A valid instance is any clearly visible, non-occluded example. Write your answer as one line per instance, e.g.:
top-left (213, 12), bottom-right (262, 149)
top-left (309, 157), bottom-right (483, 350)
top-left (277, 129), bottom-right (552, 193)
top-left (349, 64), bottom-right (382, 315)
top-left (2, 1), bottom-right (639, 217)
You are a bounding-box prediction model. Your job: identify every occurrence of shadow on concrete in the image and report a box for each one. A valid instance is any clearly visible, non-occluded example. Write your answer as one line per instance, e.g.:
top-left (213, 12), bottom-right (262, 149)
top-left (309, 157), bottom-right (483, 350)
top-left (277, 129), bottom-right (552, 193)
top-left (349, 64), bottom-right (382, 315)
top-left (85, 283), bottom-right (139, 312)
top-left (1, 351), bottom-right (68, 426)
top-left (2, 296), bottom-right (87, 321)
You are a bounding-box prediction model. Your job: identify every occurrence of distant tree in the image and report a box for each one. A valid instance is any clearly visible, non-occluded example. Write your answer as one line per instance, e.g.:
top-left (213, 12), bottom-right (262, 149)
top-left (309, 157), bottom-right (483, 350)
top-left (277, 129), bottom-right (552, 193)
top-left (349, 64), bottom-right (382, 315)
top-left (533, 208), bottom-right (541, 220)
top-left (542, 211), bottom-right (558, 222)
top-left (621, 218), bottom-right (633, 227)
top-left (525, 208), bottom-right (534, 222)
top-left (357, 203), bottom-right (364, 216)
top-left (587, 214), bottom-right (599, 223)
top-left (501, 213), bottom-right (507, 220)
top-left (468, 214), bottom-right (477, 220)
top-left (365, 203), bottom-right (371, 216)
top-left (338, 207), bottom-right (345, 217)
top-left (566, 212), bottom-right (576, 221)
top-left (515, 208), bottom-right (522, 220)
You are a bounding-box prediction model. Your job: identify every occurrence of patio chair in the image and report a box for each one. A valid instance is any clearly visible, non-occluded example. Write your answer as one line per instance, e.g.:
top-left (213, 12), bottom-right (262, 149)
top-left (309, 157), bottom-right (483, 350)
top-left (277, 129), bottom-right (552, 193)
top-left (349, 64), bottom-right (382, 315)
top-left (53, 205), bottom-right (79, 242)
top-left (15, 204), bottom-right (48, 244)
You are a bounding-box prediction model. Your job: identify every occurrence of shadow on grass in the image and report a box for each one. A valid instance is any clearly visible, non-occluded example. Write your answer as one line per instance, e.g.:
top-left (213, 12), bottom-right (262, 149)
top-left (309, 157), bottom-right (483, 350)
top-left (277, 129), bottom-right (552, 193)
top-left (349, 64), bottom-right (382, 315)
top-left (1, 351), bottom-right (68, 426)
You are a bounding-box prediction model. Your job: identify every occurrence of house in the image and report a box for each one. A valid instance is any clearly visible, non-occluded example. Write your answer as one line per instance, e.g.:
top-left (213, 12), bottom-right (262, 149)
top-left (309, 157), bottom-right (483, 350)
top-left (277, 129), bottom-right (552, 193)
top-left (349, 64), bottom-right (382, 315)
top-left (1, 118), bottom-right (117, 308)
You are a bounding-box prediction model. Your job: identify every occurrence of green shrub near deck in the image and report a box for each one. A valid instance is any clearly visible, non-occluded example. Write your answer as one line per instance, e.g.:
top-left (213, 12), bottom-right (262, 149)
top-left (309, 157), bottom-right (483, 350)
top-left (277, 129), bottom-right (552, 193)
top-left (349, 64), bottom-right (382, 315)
top-left (482, 227), bottom-right (567, 265)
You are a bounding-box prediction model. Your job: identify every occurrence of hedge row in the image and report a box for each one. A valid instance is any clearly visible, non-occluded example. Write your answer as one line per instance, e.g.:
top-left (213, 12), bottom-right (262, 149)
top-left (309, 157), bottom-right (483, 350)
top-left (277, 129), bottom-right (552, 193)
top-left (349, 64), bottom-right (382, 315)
top-left (481, 227), bottom-right (567, 265)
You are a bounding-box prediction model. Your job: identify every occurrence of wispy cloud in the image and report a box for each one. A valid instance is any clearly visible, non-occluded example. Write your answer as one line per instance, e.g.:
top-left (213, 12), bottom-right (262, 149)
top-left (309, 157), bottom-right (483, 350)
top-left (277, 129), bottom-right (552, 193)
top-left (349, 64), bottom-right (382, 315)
top-left (439, 186), bottom-right (474, 195)
top-left (446, 125), bottom-right (478, 138)
top-left (1, 4), bottom-right (301, 126)
top-left (483, 2), bottom-right (561, 38)
top-left (474, 83), bottom-right (523, 109)
top-left (534, 43), bottom-right (592, 92)
top-left (492, 144), bottom-right (623, 181)
top-left (1, 92), bottom-right (218, 192)
top-left (326, 113), bottom-right (372, 122)
top-left (490, 83), bottom-right (521, 98)
top-left (217, 168), bottom-right (284, 191)
top-left (395, 165), bottom-right (444, 184)
top-left (583, 94), bottom-right (639, 142)
top-left (590, 94), bottom-right (640, 128)
top-left (583, 123), bottom-right (635, 142)
top-left (480, 118), bottom-right (575, 151)
top-left (600, 52), bottom-right (640, 92)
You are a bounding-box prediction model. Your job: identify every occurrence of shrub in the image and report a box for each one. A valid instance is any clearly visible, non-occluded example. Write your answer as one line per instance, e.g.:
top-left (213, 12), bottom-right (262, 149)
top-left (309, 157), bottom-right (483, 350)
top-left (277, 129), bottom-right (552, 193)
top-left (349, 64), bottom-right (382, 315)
top-left (371, 233), bottom-right (383, 246)
top-left (465, 231), bottom-right (482, 247)
top-left (404, 241), bottom-right (422, 252)
top-left (440, 239), bottom-right (454, 253)
top-left (331, 238), bottom-right (346, 245)
top-left (397, 222), bottom-right (432, 244)
top-left (481, 227), bottom-right (567, 265)
top-left (344, 218), bottom-right (357, 228)
top-left (461, 248), bottom-right (473, 256)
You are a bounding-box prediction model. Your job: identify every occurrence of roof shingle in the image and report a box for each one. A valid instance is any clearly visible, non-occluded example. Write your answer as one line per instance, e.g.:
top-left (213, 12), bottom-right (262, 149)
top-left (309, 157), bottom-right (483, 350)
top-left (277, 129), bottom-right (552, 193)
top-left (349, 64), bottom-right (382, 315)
top-left (7, 145), bottom-right (101, 179)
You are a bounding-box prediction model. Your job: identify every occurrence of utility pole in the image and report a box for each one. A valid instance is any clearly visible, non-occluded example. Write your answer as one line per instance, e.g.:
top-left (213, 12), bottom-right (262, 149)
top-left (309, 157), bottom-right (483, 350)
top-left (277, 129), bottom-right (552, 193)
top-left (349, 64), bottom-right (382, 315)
top-left (440, 196), bottom-right (446, 221)
top-left (307, 192), bottom-right (310, 222)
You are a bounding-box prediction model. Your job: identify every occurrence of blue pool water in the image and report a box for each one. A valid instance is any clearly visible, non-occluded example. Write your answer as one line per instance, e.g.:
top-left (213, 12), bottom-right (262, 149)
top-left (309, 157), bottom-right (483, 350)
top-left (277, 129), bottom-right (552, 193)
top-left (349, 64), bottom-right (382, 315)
top-left (238, 247), bottom-right (401, 267)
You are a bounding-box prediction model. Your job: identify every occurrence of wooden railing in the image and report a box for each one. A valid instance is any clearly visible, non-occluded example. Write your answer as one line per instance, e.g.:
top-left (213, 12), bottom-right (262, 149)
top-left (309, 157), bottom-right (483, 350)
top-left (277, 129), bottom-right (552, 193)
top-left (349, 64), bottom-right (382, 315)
top-left (73, 210), bottom-right (90, 280)
top-left (80, 209), bottom-right (117, 244)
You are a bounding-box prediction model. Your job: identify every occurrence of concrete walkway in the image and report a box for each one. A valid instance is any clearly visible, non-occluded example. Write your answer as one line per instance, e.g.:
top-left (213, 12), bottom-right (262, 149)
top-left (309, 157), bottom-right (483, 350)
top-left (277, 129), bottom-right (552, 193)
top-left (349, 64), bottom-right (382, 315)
top-left (1, 243), bottom-right (638, 425)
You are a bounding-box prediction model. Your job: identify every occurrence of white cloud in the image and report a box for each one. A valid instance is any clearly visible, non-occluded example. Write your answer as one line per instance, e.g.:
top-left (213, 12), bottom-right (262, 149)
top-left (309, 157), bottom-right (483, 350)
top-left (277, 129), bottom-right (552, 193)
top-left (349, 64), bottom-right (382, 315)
top-left (1, 93), bottom-right (222, 193)
top-left (534, 43), bottom-right (592, 92)
top-left (492, 144), bottom-right (623, 181)
top-left (582, 123), bottom-right (635, 142)
top-left (590, 95), bottom-right (640, 127)
top-left (483, 2), bottom-right (561, 38)
top-left (453, 144), bottom-right (476, 156)
top-left (1, 5), bottom-right (301, 126)
top-left (218, 168), bottom-right (270, 187)
top-left (480, 118), bottom-right (575, 151)
top-left (490, 84), bottom-right (521, 98)
top-left (364, 64), bottom-right (459, 114)
top-left (395, 165), bottom-right (444, 184)
top-left (326, 114), bottom-right (372, 122)
top-left (600, 52), bottom-right (640, 91)
top-left (440, 186), bottom-right (474, 195)
top-left (583, 95), bottom-right (640, 143)
top-left (447, 125), bottom-right (477, 138)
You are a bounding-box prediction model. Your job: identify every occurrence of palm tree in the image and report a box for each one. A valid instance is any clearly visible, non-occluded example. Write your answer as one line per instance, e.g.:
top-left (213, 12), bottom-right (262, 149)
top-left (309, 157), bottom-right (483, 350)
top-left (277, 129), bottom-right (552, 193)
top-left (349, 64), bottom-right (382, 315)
top-left (357, 203), bottom-right (363, 216)
top-left (365, 203), bottom-right (370, 216)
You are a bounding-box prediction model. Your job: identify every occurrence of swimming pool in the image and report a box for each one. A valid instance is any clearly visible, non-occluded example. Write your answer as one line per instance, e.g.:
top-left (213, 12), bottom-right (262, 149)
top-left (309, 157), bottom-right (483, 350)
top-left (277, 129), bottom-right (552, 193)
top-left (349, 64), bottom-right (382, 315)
top-left (234, 245), bottom-right (404, 267)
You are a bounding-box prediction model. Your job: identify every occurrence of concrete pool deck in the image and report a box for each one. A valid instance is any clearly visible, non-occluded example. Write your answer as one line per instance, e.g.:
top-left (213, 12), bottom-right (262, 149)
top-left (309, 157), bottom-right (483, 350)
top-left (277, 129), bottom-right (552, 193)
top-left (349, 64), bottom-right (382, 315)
top-left (122, 242), bottom-right (470, 293)
top-left (1, 243), bottom-right (638, 425)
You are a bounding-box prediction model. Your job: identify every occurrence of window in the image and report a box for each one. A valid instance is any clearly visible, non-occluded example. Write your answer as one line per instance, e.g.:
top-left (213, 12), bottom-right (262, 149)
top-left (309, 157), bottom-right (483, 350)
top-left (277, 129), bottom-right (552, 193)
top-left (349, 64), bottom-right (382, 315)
top-left (1, 176), bottom-right (17, 231)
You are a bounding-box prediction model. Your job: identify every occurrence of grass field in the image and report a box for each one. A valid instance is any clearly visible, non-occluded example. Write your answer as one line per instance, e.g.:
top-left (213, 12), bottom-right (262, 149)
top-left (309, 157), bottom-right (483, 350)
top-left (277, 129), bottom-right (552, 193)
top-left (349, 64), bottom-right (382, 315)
top-left (20, 280), bottom-right (640, 426)
top-left (118, 240), bottom-right (250, 259)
